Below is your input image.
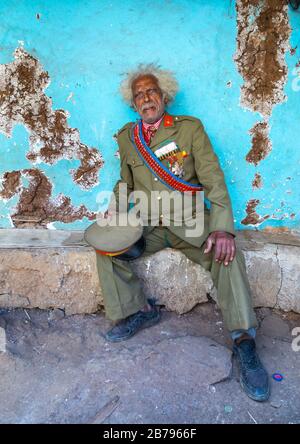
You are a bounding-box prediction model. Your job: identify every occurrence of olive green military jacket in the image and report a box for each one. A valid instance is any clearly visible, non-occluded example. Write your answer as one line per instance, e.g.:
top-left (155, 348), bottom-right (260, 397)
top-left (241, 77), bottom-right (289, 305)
top-left (111, 115), bottom-right (235, 248)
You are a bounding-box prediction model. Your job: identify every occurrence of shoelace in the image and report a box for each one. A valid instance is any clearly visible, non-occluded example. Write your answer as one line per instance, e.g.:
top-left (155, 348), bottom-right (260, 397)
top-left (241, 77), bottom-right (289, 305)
top-left (245, 353), bottom-right (261, 370)
top-left (240, 344), bottom-right (261, 370)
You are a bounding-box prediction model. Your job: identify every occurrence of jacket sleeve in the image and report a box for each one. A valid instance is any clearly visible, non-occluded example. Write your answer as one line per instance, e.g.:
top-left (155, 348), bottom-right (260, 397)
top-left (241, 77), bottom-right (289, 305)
top-left (191, 120), bottom-right (235, 236)
top-left (108, 131), bottom-right (134, 213)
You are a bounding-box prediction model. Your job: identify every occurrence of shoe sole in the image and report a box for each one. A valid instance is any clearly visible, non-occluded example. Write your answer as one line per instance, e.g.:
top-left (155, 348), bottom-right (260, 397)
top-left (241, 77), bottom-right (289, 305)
top-left (105, 313), bottom-right (161, 343)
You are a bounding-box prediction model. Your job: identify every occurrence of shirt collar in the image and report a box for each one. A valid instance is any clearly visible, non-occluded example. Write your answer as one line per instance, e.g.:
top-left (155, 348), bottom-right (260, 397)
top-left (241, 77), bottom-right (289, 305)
top-left (142, 113), bottom-right (164, 130)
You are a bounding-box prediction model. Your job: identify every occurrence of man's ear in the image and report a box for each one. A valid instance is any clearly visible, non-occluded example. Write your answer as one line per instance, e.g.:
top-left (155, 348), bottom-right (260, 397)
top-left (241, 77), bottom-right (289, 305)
top-left (163, 95), bottom-right (169, 105)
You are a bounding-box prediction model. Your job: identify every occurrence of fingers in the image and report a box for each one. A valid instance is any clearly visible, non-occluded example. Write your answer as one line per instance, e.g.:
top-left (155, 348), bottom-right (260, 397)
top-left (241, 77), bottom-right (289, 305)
top-left (204, 236), bottom-right (213, 254)
top-left (230, 242), bottom-right (236, 262)
top-left (214, 240), bottom-right (222, 262)
top-left (205, 233), bottom-right (236, 266)
top-left (224, 246), bottom-right (232, 266)
top-left (97, 209), bottom-right (116, 223)
top-left (215, 239), bottom-right (236, 266)
top-left (105, 210), bottom-right (117, 221)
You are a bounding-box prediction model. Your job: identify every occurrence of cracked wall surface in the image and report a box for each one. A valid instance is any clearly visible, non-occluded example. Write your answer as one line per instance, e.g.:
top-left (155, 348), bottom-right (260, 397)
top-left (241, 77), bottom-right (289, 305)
top-left (252, 172), bottom-right (263, 189)
top-left (0, 169), bottom-right (95, 228)
top-left (0, 46), bottom-right (103, 228)
top-left (246, 121), bottom-right (272, 166)
top-left (0, 47), bottom-right (104, 190)
top-left (235, 0), bottom-right (295, 227)
top-left (0, 1), bottom-right (299, 231)
top-left (235, 0), bottom-right (291, 118)
top-left (241, 198), bottom-right (270, 226)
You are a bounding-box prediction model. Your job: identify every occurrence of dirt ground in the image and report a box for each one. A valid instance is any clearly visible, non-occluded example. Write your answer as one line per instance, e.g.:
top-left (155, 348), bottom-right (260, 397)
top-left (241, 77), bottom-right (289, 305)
top-left (0, 302), bottom-right (299, 424)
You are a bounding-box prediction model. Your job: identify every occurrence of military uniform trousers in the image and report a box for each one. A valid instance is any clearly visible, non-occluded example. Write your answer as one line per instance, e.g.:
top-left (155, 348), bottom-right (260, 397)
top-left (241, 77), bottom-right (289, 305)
top-left (95, 226), bottom-right (258, 333)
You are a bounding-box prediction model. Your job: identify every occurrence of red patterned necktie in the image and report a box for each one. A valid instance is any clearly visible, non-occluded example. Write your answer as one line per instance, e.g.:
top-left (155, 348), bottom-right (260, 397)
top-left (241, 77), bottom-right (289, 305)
top-left (144, 125), bottom-right (157, 145)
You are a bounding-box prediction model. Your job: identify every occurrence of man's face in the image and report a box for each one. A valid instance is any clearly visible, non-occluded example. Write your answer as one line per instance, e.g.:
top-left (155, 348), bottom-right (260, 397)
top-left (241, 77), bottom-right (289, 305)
top-left (132, 75), bottom-right (166, 124)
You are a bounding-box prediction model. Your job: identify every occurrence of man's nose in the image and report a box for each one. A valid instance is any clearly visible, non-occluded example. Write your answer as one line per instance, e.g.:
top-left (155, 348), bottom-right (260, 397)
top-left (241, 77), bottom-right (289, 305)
top-left (143, 93), bottom-right (150, 102)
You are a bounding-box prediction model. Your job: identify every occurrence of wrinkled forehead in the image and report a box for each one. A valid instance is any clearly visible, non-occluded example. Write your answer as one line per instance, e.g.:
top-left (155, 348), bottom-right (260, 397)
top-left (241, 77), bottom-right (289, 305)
top-left (132, 74), bottom-right (160, 92)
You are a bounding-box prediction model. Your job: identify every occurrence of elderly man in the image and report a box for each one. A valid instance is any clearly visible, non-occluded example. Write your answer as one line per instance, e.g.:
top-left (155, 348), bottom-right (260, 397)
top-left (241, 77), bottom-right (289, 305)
top-left (85, 64), bottom-right (269, 402)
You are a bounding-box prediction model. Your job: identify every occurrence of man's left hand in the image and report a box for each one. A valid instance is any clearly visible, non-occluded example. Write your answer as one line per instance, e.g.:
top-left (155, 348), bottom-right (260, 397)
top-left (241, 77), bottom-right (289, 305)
top-left (204, 231), bottom-right (236, 266)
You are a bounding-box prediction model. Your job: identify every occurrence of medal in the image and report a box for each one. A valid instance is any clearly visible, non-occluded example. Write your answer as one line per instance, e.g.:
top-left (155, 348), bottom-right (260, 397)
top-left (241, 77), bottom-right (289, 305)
top-left (155, 142), bottom-right (188, 178)
top-left (166, 150), bottom-right (188, 178)
top-left (169, 160), bottom-right (185, 178)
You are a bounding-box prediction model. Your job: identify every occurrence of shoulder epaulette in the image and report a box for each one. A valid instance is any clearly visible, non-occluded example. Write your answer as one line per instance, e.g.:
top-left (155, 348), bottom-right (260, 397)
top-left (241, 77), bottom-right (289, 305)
top-left (173, 115), bottom-right (202, 123)
top-left (113, 122), bottom-right (134, 140)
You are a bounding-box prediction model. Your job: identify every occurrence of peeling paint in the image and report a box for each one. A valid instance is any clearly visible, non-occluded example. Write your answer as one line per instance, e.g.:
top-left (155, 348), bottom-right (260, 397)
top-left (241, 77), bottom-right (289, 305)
top-left (0, 171), bottom-right (22, 200)
top-left (235, 0), bottom-right (291, 118)
top-left (241, 198), bottom-right (270, 226)
top-left (252, 172), bottom-right (263, 189)
top-left (0, 1), bottom-right (298, 231)
top-left (0, 47), bottom-right (104, 190)
top-left (235, 0), bottom-right (293, 226)
top-left (0, 168), bottom-right (95, 228)
top-left (246, 121), bottom-right (272, 165)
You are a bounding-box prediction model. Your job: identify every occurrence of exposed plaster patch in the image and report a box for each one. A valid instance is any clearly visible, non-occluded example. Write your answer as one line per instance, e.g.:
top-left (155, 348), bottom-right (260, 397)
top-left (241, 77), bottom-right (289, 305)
top-left (0, 47), bottom-right (104, 190)
top-left (246, 121), bottom-right (272, 165)
top-left (252, 172), bottom-right (263, 188)
top-left (0, 171), bottom-right (22, 200)
top-left (235, 0), bottom-right (291, 118)
top-left (241, 198), bottom-right (270, 226)
top-left (0, 168), bottom-right (95, 228)
top-left (235, 1), bottom-right (292, 225)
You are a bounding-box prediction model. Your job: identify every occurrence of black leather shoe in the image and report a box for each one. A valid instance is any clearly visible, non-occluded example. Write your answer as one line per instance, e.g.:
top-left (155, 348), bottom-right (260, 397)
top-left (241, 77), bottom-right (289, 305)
top-left (105, 299), bottom-right (160, 342)
top-left (233, 338), bottom-right (270, 402)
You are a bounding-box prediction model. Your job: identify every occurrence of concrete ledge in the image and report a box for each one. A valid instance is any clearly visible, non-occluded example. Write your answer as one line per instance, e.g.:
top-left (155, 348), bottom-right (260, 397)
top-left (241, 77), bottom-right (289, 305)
top-left (0, 229), bottom-right (299, 315)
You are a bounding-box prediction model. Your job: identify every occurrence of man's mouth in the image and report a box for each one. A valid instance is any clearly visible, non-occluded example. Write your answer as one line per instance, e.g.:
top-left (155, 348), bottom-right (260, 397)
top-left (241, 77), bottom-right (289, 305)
top-left (142, 105), bottom-right (156, 112)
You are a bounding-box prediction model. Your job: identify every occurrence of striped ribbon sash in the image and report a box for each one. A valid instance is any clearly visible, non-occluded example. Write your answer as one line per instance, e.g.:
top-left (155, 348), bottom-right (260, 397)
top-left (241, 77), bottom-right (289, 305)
top-left (132, 120), bottom-right (203, 193)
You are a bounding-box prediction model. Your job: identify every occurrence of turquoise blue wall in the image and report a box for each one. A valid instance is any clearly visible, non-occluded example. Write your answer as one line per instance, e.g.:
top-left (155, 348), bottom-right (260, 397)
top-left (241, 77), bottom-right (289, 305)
top-left (0, 0), bottom-right (299, 230)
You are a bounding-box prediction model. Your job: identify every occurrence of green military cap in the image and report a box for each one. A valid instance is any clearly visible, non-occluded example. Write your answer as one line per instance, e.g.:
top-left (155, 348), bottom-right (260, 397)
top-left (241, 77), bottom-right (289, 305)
top-left (84, 216), bottom-right (145, 261)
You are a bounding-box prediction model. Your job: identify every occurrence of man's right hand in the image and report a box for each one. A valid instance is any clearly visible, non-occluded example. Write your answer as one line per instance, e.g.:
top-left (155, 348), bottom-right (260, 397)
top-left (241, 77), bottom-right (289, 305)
top-left (204, 231), bottom-right (236, 266)
top-left (103, 209), bottom-right (117, 221)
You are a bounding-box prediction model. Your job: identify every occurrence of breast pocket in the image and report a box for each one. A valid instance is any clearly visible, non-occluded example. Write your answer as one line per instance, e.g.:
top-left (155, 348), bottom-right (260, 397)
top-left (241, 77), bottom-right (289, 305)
top-left (126, 155), bottom-right (146, 186)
